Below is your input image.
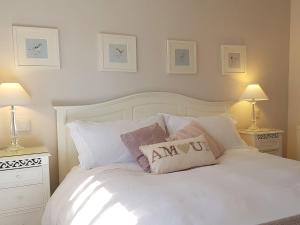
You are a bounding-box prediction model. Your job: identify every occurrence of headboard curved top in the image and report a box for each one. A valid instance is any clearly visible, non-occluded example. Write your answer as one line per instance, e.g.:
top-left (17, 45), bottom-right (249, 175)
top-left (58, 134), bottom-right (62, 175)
top-left (54, 92), bottom-right (229, 182)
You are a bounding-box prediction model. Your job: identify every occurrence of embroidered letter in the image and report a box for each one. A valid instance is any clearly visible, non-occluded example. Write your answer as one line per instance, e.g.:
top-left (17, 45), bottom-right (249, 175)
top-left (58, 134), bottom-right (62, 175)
top-left (189, 141), bottom-right (203, 151)
top-left (202, 142), bottom-right (210, 151)
top-left (152, 150), bottom-right (162, 163)
top-left (159, 146), bottom-right (179, 158)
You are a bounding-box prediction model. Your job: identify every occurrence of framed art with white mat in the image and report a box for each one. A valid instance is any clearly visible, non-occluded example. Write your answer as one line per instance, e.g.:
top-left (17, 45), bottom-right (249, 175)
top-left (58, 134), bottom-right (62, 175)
top-left (12, 26), bottom-right (60, 69)
top-left (221, 45), bottom-right (247, 75)
top-left (167, 40), bottom-right (197, 74)
top-left (98, 33), bottom-right (137, 72)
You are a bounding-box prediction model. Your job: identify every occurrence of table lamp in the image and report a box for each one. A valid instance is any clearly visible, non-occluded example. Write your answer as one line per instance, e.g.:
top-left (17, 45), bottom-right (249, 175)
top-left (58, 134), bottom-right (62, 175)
top-left (240, 84), bottom-right (269, 130)
top-left (0, 83), bottom-right (31, 150)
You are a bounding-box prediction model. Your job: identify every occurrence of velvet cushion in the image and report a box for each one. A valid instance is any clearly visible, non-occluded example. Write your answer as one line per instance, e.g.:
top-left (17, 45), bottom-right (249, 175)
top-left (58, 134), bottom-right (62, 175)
top-left (121, 123), bottom-right (167, 172)
top-left (168, 121), bottom-right (225, 158)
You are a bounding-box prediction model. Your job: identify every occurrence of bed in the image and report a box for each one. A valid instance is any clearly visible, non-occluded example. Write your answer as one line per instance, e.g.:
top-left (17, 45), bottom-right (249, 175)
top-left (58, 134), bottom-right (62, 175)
top-left (43, 92), bottom-right (300, 225)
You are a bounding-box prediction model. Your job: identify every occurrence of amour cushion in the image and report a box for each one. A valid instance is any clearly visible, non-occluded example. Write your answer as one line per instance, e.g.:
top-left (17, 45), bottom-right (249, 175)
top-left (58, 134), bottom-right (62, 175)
top-left (140, 135), bottom-right (217, 174)
top-left (121, 123), bottom-right (167, 172)
top-left (161, 113), bottom-right (247, 150)
top-left (168, 121), bottom-right (225, 158)
top-left (67, 115), bottom-right (166, 169)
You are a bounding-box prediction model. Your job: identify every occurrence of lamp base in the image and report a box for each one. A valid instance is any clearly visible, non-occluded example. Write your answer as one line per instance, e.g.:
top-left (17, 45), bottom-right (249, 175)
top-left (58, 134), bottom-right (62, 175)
top-left (247, 101), bottom-right (259, 131)
top-left (245, 128), bottom-right (262, 132)
top-left (6, 144), bottom-right (24, 151)
top-left (247, 123), bottom-right (259, 131)
top-left (8, 105), bottom-right (23, 151)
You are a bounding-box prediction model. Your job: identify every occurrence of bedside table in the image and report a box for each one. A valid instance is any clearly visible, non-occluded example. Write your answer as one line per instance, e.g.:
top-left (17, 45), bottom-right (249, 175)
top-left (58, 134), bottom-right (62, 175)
top-left (239, 129), bottom-right (284, 156)
top-left (0, 146), bottom-right (50, 225)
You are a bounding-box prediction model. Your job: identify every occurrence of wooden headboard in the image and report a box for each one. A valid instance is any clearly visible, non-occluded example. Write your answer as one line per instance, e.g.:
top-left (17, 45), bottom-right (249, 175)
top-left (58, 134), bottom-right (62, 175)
top-left (54, 92), bottom-right (229, 182)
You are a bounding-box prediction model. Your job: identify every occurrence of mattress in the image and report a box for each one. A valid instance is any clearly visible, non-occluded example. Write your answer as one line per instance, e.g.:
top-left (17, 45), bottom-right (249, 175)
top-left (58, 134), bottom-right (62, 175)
top-left (42, 148), bottom-right (300, 225)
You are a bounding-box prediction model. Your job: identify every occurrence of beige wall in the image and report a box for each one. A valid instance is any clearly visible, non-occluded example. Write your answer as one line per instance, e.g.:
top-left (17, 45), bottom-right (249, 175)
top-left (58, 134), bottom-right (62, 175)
top-left (0, 0), bottom-right (290, 191)
top-left (288, 0), bottom-right (300, 160)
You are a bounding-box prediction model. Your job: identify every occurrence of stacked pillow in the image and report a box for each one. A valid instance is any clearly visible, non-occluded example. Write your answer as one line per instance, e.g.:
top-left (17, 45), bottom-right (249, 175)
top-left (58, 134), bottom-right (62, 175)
top-left (161, 113), bottom-right (247, 150)
top-left (67, 115), bottom-right (166, 169)
top-left (68, 113), bottom-right (246, 174)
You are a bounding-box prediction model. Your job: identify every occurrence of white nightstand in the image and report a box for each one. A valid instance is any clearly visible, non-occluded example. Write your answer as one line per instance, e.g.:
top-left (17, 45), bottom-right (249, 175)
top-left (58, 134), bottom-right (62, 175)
top-left (0, 146), bottom-right (50, 225)
top-left (239, 129), bottom-right (284, 156)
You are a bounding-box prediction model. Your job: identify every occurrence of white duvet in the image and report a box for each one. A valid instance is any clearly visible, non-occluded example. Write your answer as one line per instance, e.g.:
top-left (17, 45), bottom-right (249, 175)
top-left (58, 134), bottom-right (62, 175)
top-left (42, 148), bottom-right (300, 225)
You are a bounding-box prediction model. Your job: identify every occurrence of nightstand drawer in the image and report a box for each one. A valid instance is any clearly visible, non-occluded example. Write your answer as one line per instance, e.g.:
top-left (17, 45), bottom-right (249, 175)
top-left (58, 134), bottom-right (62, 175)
top-left (255, 133), bottom-right (281, 150)
top-left (0, 208), bottom-right (43, 225)
top-left (239, 129), bottom-right (284, 157)
top-left (0, 167), bottom-right (43, 189)
top-left (0, 184), bottom-right (44, 211)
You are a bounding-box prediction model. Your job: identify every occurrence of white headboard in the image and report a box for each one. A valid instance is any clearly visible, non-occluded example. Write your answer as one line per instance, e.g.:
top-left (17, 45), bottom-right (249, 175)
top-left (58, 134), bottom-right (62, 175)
top-left (54, 92), bottom-right (229, 182)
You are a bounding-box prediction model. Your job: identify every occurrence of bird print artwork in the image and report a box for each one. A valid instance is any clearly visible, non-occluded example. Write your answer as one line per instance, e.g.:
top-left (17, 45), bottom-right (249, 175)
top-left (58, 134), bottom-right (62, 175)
top-left (115, 47), bottom-right (125, 57)
top-left (30, 43), bottom-right (43, 55)
top-left (109, 44), bottom-right (128, 63)
top-left (26, 38), bottom-right (48, 59)
top-left (175, 49), bottom-right (190, 66)
top-left (228, 53), bottom-right (241, 69)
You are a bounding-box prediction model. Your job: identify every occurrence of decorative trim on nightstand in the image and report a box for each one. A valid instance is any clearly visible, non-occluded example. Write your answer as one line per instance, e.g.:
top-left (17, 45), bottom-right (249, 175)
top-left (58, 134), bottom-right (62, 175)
top-left (0, 157), bottom-right (42, 170)
top-left (256, 133), bottom-right (280, 140)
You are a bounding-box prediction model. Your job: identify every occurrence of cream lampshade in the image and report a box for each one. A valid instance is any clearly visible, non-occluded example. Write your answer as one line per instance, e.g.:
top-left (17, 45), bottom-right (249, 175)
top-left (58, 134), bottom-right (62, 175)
top-left (0, 83), bottom-right (31, 150)
top-left (240, 84), bottom-right (269, 130)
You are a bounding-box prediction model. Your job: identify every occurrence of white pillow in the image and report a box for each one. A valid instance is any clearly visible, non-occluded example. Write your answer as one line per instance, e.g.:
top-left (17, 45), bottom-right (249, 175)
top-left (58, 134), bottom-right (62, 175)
top-left (161, 113), bottom-right (247, 150)
top-left (140, 135), bottom-right (216, 174)
top-left (67, 115), bottom-right (167, 169)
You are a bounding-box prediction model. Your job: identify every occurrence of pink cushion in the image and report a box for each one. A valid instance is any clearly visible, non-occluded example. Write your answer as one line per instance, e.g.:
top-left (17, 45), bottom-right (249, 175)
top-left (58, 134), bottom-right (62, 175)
top-left (168, 121), bottom-right (225, 158)
top-left (121, 123), bottom-right (167, 172)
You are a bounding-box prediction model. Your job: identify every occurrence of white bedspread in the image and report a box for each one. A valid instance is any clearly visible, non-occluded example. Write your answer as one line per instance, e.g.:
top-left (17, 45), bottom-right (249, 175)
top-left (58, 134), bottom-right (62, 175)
top-left (42, 148), bottom-right (300, 225)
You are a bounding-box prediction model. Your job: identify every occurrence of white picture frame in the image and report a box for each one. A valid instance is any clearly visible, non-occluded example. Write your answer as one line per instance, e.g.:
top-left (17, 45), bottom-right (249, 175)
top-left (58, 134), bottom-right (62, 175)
top-left (12, 26), bottom-right (60, 69)
top-left (167, 40), bottom-right (197, 74)
top-left (221, 45), bottom-right (247, 75)
top-left (98, 33), bottom-right (137, 72)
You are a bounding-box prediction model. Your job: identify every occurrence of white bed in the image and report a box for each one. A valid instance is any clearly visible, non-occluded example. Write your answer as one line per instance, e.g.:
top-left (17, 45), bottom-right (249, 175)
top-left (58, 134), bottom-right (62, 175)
top-left (44, 92), bottom-right (300, 225)
top-left (43, 148), bottom-right (300, 225)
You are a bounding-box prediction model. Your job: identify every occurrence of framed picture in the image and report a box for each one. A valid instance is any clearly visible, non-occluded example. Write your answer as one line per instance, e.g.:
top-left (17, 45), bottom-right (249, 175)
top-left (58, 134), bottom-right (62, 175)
top-left (167, 40), bottom-right (197, 74)
top-left (98, 33), bottom-right (137, 72)
top-left (12, 26), bottom-right (60, 69)
top-left (221, 45), bottom-right (247, 75)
